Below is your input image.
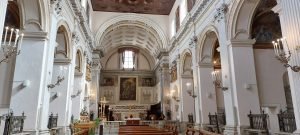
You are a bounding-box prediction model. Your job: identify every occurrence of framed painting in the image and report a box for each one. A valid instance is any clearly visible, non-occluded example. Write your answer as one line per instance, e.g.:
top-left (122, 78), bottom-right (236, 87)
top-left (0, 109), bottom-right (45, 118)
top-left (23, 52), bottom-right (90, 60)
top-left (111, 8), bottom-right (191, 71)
top-left (120, 77), bottom-right (136, 100)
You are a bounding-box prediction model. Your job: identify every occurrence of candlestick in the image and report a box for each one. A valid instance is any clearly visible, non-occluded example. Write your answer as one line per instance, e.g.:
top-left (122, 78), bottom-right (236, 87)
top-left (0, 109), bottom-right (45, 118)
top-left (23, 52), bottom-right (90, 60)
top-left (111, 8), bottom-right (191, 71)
top-left (8, 28), bottom-right (14, 46)
top-left (18, 33), bottom-right (24, 52)
top-left (14, 29), bottom-right (19, 47)
top-left (3, 27), bottom-right (8, 46)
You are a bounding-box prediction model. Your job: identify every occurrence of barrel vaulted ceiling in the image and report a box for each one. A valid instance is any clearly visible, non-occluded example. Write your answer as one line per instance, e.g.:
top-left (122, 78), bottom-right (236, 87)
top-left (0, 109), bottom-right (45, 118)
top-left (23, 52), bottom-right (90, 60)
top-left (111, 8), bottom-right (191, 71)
top-left (100, 23), bottom-right (163, 56)
top-left (91, 0), bottom-right (175, 15)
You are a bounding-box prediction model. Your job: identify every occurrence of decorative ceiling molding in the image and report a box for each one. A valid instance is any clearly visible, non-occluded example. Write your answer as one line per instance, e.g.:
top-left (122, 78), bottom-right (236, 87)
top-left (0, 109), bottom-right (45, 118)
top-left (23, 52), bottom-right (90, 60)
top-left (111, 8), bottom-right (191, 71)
top-left (95, 14), bottom-right (168, 56)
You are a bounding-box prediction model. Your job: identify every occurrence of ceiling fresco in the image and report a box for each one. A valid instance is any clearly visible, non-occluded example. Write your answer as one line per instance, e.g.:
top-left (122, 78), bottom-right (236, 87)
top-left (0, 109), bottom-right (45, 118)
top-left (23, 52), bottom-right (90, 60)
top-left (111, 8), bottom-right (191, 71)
top-left (91, 0), bottom-right (175, 15)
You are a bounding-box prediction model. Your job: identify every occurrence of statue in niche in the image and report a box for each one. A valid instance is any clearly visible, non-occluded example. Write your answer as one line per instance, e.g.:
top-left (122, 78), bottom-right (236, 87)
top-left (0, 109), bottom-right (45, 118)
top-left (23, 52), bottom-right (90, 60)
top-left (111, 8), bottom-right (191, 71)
top-left (170, 65), bottom-right (177, 82)
top-left (85, 64), bottom-right (92, 81)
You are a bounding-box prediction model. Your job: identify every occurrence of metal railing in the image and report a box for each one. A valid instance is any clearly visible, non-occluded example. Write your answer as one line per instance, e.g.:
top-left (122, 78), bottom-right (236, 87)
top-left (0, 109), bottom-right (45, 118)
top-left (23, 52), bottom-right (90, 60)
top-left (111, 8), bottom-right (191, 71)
top-left (278, 110), bottom-right (296, 133)
top-left (3, 112), bottom-right (26, 135)
top-left (207, 112), bottom-right (226, 133)
top-left (248, 110), bottom-right (269, 133)
top-left (47, 113), bottom-right (58, 129)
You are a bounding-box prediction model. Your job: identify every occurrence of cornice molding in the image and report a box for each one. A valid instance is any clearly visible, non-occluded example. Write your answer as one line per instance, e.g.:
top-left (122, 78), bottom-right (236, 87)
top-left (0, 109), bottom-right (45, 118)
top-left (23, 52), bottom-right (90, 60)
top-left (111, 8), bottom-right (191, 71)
top-left (169, 0), bottom-right (215, 52)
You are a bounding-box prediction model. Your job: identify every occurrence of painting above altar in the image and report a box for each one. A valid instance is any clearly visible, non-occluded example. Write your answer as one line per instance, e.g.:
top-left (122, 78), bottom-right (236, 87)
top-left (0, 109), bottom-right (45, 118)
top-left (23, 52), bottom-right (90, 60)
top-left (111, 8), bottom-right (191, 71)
top-left (120, 77), bottom-right (136, 100)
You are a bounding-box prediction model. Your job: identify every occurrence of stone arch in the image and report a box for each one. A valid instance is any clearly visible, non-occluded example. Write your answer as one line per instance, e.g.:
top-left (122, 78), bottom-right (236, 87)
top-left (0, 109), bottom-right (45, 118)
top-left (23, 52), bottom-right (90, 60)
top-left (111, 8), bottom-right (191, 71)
top-left (94, 14), bottom-right (168, 55)
top-left (227, 0), bottom-right (261, 40)
top-left (197, 26), bottom-right (219, 65)
top-left (18, 0), bottom-right (50, 32)
top-left (75, 49), bottom-right (83, 73)
top-left (55, 21), bottom-right (72, 59)
top-left (180, 49), bottom-right (192, 75)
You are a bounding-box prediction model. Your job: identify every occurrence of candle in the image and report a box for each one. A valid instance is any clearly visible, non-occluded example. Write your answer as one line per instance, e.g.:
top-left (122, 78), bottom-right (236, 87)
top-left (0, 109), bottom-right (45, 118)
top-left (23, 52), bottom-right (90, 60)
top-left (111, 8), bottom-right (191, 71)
top-left (14, 29), bottom-right (19, 47)
top-left (211, 71), bottom-right (216, 81)
top-left (274, 43), bottom-right (279, 56)
top-left (18, 33), bottom-right (24, 52)
top-left (3, 27), bottom-right (9, 46)
top-left (8, 28), bottom-right (14, 46)
top-left (282, 37), bottom-right (290, 52)
top-left (272, 41), bottom-right (276, 54)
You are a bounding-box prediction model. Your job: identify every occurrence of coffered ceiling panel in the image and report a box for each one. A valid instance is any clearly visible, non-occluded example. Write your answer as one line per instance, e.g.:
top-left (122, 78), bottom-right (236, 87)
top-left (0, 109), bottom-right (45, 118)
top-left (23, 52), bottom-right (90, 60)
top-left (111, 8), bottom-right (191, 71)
top-left (101, 25), bottom-right (161, 56)
top-left (91, 0), bottom-right (175, 15)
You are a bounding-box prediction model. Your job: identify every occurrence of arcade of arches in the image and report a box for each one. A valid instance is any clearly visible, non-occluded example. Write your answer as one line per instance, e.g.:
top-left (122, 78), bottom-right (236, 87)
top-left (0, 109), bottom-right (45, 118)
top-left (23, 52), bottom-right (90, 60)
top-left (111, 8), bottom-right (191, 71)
top-left (0, 0), bottom-right (300, 135)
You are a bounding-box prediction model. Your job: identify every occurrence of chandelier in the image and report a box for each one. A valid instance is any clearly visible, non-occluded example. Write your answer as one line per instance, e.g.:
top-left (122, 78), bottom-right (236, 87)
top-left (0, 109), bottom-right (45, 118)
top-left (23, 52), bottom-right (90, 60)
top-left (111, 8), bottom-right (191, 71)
top-left (272, 38), bottom-right (300, 72)
top-left (0, 26), bottom-right (24, 64)
top-left (211, 70), bottom-right (228, 91)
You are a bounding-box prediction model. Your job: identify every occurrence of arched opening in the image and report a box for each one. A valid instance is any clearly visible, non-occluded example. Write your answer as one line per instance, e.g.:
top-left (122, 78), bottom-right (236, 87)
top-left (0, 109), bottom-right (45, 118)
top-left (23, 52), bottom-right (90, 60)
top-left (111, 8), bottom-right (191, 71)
top-left (180, 52), bottom-right (195, 122)
top-left (0, 0), bottom-right (21, 108)
top-left (251, 0), bottom-right (287, 112)
top-left (250, 0), bottom-right (294, 133)
top-left (197, 30), bottom-right (222, 127)
top-left (55, 26), bottom-right (70, 59)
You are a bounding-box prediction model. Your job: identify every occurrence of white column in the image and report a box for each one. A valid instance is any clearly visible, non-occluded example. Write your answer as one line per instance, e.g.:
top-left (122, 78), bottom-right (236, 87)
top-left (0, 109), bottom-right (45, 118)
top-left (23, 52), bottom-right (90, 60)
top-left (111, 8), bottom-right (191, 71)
top-left (0, 0), bottom-right (8, 44)
top-left (160, 62), bottom-right (170, 118)
top-left (228, 39), bottom-right (261, 126)
top-left (190, 42), bottom-right (201, 124)
top-left (274, 0), bottom-right (300, 133)
top-left (49, 63), bottom-right (73, 129)
top-left (197, 64), bottom-right (218, 125)
top-left (89, 66), bottom-right (100, 120)
top-left (216, 17), bottom-right (260, 134)
top-left (10, 32), bottom-right (50, 133)
top-left (71, 75), bottom-right (84, 120)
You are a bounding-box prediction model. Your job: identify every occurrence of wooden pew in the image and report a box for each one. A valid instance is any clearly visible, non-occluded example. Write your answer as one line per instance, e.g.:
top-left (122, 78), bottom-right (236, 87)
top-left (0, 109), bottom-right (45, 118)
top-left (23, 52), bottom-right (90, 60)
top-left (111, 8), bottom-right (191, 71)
top-left (119, 125), bottom-right (174, 135)
top-left (185, 128), bottom-right (220, 135)
top-left (163, 124), bottom-right (178, 135)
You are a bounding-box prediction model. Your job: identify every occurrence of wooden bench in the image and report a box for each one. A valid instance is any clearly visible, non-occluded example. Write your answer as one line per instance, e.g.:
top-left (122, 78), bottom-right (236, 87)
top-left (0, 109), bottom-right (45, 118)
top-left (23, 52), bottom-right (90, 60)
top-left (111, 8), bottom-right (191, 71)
top-left (163, 124), bottom-right (178, 135)
top-left (119, 125), bottom-right (174, 135)
top-left (185, 128), bottom-right (220, 135)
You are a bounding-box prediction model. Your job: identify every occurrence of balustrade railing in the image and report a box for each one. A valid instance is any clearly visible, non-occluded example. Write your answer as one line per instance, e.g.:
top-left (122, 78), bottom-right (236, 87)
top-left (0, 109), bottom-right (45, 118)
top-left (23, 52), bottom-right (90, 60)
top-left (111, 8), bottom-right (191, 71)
top-left (247, 110), bottom-right (269, 133)
top-left (3, 112), bottom-right (26, 135)
top-left (207, 112), bottom-right (226, 133)
top-left (278, 110), bottom-right (296, 133)
top-left (47, 113), bottom-right (58, 129)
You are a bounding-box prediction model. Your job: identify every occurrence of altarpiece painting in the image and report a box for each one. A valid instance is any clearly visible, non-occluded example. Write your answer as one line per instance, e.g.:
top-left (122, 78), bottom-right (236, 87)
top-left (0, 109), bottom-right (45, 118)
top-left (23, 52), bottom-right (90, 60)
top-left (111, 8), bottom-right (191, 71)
top-left (120, 77), bottom-right (136, 100)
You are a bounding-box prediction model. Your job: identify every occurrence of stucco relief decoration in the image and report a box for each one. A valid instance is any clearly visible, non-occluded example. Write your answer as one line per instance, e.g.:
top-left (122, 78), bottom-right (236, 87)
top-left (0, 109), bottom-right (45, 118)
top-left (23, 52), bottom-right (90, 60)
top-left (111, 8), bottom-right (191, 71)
top-left (170, 64), bottom-right (177, 83)
top-left (51, 0), bottom-right (62, 15)
top-left (214, 4), bottom-right (228, 22)
top-left (72, 32), bottom-right (80, 44)
top-left (120, 77), bottom-right (136, 100)
top-left (85, 63), bottom-right (92, 81)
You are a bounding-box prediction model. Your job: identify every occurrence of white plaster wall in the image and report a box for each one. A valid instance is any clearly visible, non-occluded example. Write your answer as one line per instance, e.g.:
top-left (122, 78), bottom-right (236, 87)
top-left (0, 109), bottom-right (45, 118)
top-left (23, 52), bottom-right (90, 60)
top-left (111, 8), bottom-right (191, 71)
top-left (254, 49), bottom-right (287, 108)
top-left (91, 12), bottom-right (169, 38)
top-left (105, 52), bottom-right (119, 70)
top-left (137, 53), bottom-right (150, 70)
top-left (181, 78), bottom-right (194, 122)
top-left (71, 76), bottom-right (83, 120)
top-left (0, 60), bottom-right (14, 108)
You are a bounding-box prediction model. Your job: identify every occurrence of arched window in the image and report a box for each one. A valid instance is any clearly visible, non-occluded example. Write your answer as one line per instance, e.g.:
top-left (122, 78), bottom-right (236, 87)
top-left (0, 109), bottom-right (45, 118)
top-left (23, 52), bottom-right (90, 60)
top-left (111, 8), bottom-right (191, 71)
top-left (119, 48), bottom-right (138, 70)
top-left (123, 50), bottom-right (134, 69)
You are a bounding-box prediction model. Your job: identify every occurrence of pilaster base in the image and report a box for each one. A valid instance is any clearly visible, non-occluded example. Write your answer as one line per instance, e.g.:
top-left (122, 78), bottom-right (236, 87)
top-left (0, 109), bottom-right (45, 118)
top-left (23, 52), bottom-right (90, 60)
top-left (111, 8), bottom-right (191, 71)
top-left (292, 129), bottom-right (300, 135)
top-left (223, 126), bottom-right (238, 135)
top-left (223, 125), bottom-right (251, 135)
